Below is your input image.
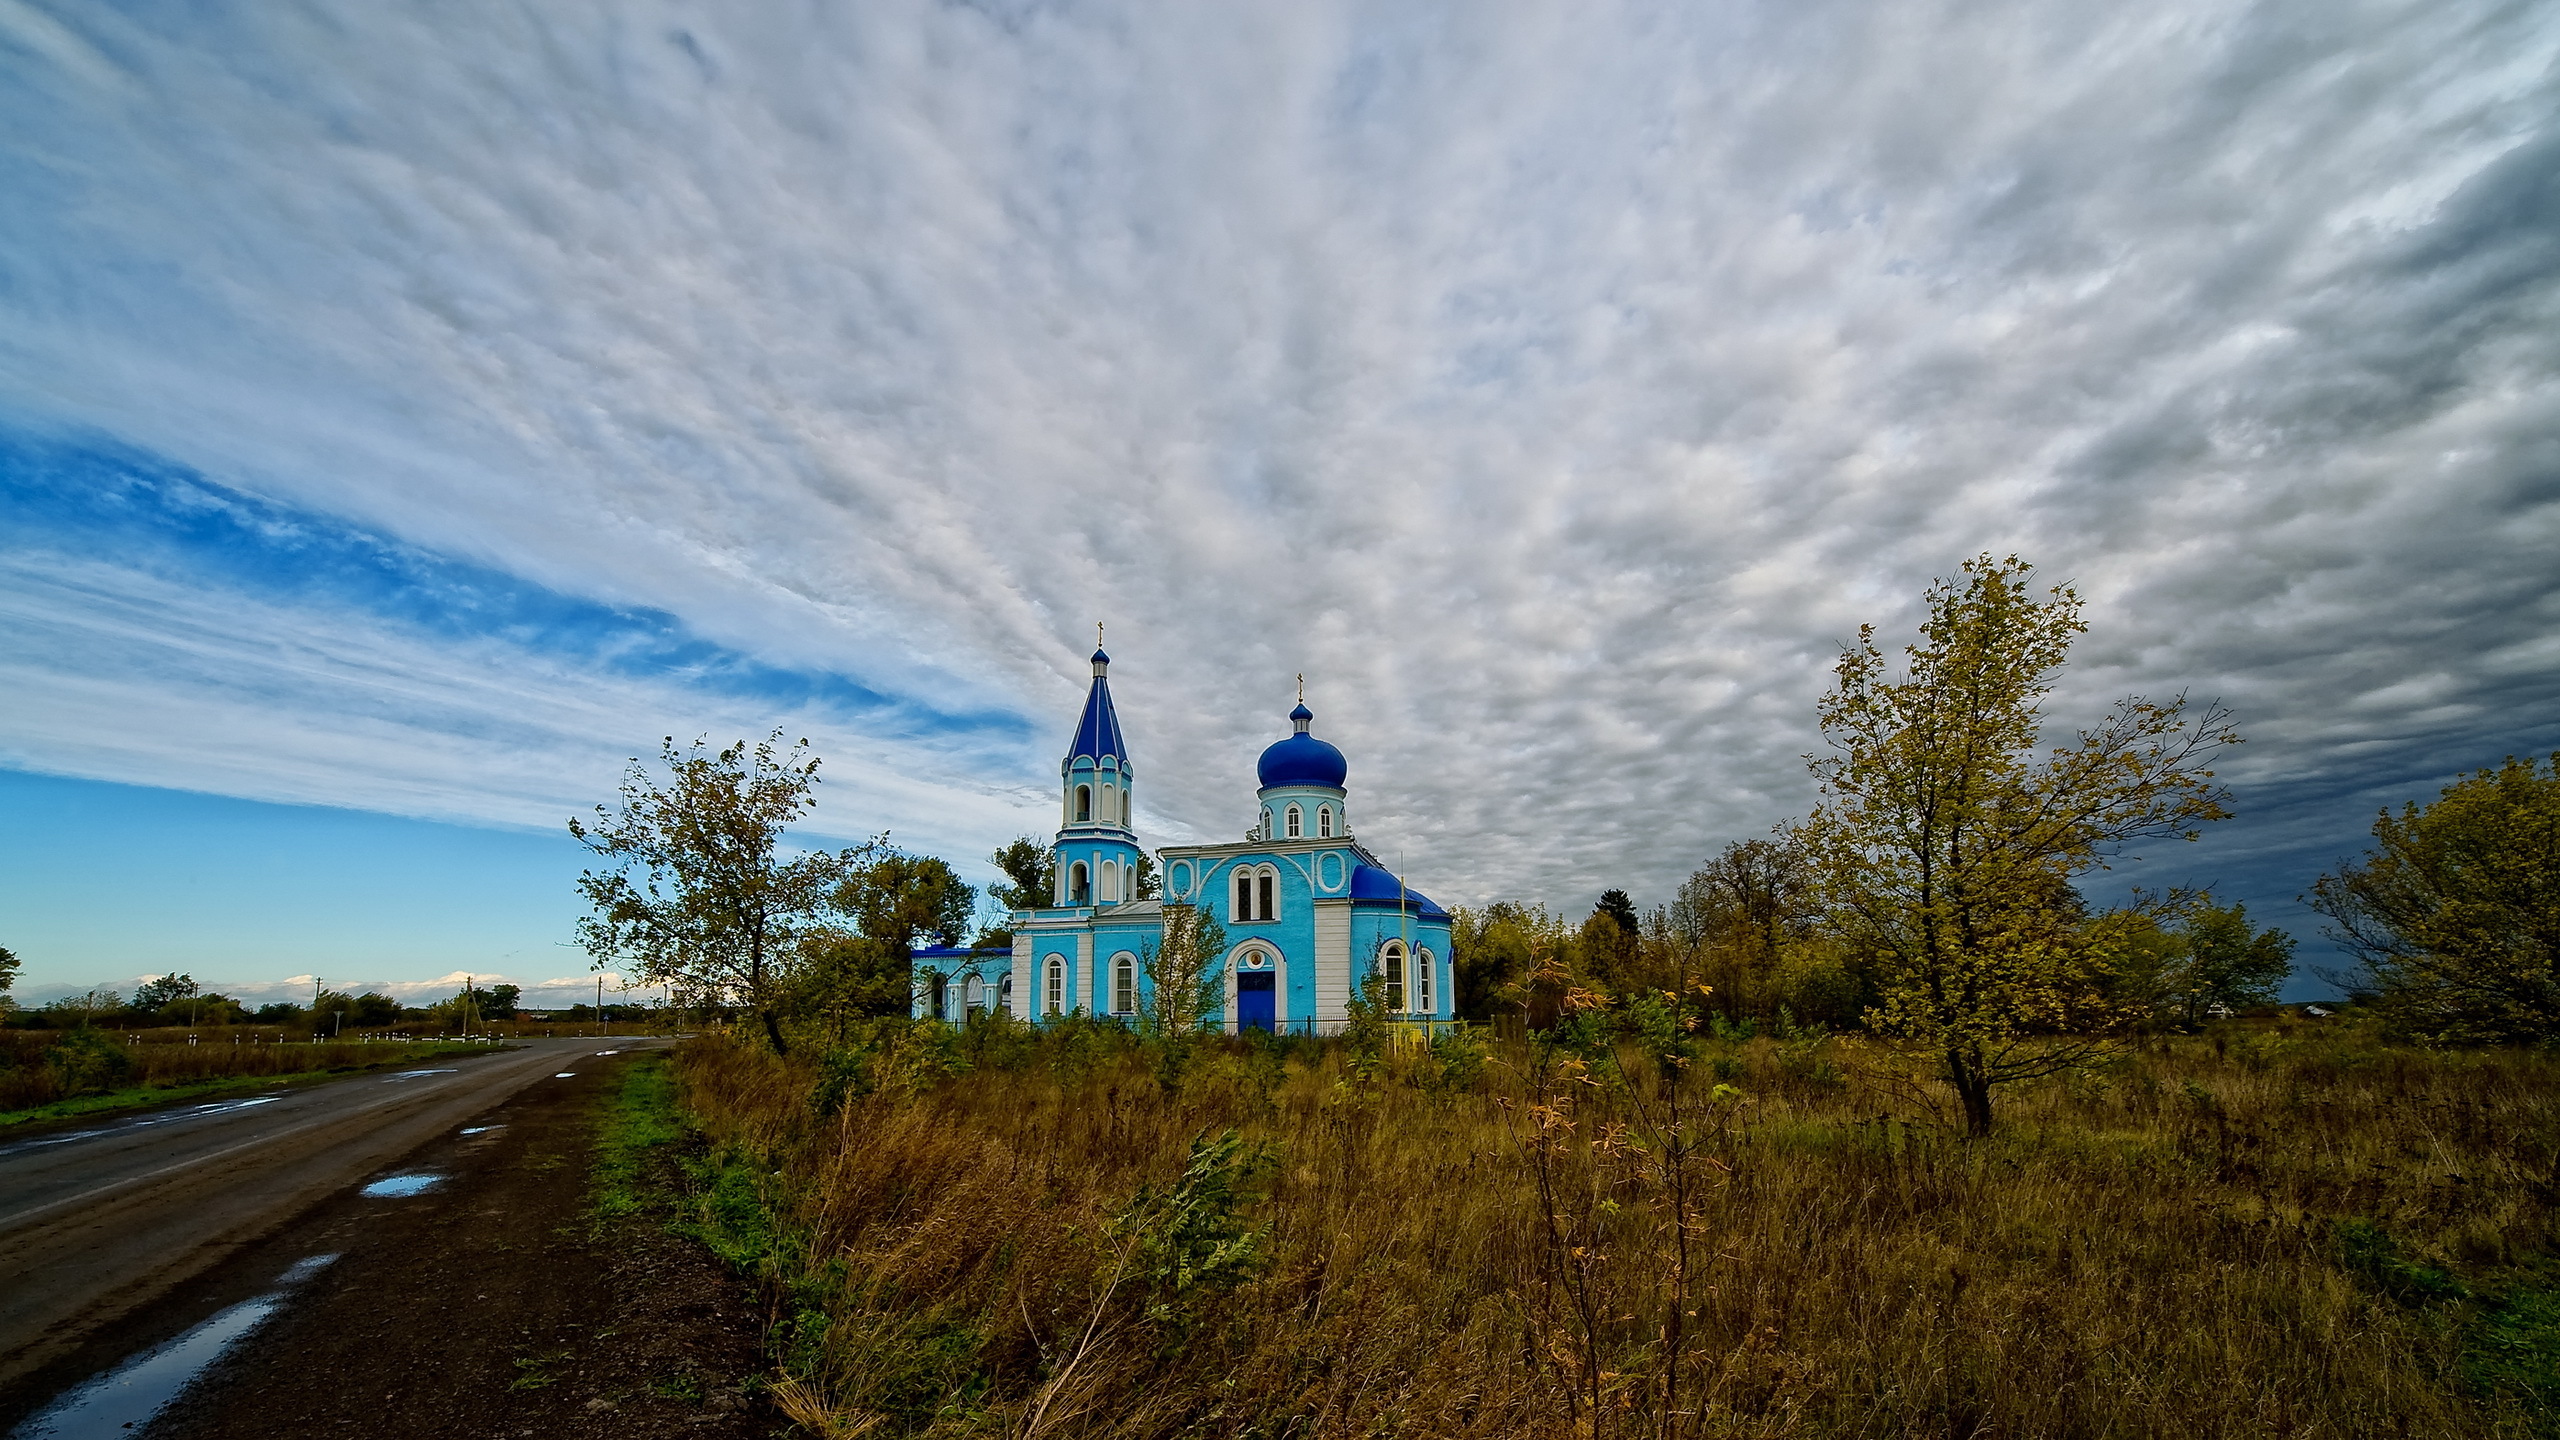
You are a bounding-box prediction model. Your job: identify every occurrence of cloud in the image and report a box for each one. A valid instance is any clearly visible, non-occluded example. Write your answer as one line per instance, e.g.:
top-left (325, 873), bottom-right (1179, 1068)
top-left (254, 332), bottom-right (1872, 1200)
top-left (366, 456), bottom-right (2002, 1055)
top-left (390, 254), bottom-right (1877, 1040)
top-left (0, 0), bottom-right (2555, 973)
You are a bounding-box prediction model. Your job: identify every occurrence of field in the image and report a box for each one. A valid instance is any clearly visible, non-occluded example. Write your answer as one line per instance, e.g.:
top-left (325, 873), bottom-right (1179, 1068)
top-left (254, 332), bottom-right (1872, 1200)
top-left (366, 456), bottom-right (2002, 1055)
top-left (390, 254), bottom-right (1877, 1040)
top-left (669, 1019), bottom-right (2560, 1439)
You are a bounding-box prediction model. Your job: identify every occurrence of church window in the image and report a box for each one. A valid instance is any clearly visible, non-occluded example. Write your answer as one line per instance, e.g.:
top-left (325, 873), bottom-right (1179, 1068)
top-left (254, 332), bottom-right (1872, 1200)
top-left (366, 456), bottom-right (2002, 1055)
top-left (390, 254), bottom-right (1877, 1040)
top-left (1417, 950), bottom-right (1435, 1016)
top-left (1380, 941), bottom-right (1407, 1013)
top-left (1044, 957), bottom-right (1064, 1015)
top-left (1000, 974), bottom-right (1013, 1017)
top-left (1113, 953), bottom-right (1137, 1015)
top-left (964, 975), bottom-right (983, 1015)
top-left (1234, 869), bottom-right (1254, 923)
top-left (1318, 805), bottom-right (1333, 838)
top-left (1258, 869), bottom-right (1276, 921)
top-left (1285, 804), bottom-right (1302, 839)
top-left (1070, 861), bottom-right (1091, 906)
top-left (1075, 785), bottom-right (1092, 823)
top-left (1101, 860), bottom-right (1119, 904)
top-left (930, 974), bottom-right (947, 1020)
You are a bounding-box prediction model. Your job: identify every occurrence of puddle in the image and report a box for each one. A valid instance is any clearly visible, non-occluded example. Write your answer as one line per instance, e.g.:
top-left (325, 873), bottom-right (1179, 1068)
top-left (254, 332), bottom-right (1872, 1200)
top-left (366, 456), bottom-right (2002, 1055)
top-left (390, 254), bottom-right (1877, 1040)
top-left (380, 1069), bottom-right (458, 1082)
top-left (359, 1172), bottom-right (444, 1198)
top-left (553, 1072), bottom-right (577, 1078)
top-left (593, 1050), bottom-right (620, 1056)
top-left (459, 1125), bottom-right (504, 1136)
top-left (10, 1255), bottom-right (338, 1438)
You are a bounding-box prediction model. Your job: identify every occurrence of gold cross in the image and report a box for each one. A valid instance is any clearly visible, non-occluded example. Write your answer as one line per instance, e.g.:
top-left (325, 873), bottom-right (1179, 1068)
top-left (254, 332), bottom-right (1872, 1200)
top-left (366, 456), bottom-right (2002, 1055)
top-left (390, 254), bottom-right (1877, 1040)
top-left (1296, 672), bottom-right (1304, 703)
top-left (1096, 621), bottom-right (1104, 648)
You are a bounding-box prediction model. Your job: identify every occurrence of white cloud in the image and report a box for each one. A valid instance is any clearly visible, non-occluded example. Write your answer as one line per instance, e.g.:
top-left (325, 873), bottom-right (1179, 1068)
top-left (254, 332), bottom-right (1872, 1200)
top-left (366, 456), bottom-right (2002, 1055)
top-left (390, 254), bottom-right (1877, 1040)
top-left (1, 0), bottom-right (2556, 938)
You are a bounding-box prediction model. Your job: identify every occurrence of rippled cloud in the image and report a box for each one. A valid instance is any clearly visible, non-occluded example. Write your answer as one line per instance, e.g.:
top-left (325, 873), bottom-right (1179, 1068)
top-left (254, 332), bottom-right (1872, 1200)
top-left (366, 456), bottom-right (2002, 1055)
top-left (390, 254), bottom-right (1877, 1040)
top-left (2, 0), bottom-right (2555, 974)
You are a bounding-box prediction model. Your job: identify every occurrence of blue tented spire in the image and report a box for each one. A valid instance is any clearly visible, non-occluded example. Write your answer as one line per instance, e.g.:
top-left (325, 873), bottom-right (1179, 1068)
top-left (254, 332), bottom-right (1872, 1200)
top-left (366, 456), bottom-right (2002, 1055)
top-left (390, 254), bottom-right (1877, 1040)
top-left (1066, 648), bottom-right (1128, 764)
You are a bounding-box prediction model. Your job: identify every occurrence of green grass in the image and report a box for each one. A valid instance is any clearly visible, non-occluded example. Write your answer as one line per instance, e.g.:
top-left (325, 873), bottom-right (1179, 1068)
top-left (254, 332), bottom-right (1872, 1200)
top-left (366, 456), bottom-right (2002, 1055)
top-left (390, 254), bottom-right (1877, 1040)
top-left (592, 1050), bottom-right (684, 1227)
top-left (0, 1041), bottom-right (493, 1129)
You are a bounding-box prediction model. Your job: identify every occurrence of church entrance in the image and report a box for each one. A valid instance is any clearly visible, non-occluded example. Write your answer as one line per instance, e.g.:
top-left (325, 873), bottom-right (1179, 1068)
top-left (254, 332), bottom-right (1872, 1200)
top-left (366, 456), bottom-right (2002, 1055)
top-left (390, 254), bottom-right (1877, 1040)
top-left (1236, 970), bottom-right (1276, 1033)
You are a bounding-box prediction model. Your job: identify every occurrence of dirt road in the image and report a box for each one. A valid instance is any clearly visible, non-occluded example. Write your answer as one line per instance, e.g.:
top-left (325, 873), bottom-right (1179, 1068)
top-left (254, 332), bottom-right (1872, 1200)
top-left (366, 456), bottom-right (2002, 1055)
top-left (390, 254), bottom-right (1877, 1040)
top-left (0, 1037), bottom-right (664, 1406)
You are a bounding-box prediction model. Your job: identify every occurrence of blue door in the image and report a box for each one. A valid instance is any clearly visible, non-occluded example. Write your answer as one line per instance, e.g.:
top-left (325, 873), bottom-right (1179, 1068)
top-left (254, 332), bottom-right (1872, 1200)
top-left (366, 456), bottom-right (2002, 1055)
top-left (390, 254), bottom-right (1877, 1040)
top-left (1236, 971), bottom-right (1276, 1033)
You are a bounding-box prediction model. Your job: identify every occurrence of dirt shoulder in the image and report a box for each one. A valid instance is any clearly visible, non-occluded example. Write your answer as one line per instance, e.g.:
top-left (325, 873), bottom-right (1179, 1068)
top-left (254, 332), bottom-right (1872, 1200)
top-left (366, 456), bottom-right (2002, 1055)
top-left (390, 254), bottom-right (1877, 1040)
top-left (117, 1052), bottom-right (777, 1439)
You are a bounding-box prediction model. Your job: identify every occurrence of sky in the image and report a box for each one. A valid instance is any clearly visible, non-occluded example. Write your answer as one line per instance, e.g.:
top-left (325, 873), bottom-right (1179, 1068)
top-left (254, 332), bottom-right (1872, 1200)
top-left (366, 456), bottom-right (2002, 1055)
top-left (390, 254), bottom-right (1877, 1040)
top-left (2, 0), bottom-right (2556, 1006)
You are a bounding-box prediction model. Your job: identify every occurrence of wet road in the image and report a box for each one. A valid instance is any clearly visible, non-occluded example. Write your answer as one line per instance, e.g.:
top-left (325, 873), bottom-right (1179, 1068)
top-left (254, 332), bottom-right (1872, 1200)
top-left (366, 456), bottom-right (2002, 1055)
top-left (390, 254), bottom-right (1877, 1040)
top-left (0, 1037), bottom-right (667, 1395)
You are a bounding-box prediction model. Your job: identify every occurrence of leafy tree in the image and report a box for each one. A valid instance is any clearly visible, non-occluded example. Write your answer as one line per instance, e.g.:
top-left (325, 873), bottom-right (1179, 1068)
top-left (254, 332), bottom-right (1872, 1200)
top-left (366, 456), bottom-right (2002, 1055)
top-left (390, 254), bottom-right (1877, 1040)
top-left (1, 944), bottom-right (23, 1006)
top-left (1135, 851), bottom-right (1162, 900)
top-left (2168, 900), bottom-right (2294, 1026)
top-left (134, 973), bottom-right (199, 1011)
top-left (1800, 555), bottom-right (2238, 1136)
top-left (834, 850), bottom-right (974, 1016)
top-left (350, 991), bottom-right (401, 1025)
top-left (46, 989), bottom-right (123, 1028)
top-left (570, 732), bottom-right (867, 1055)
top-left (1140, 903), bottom-right (1227, 1092)
top-left (1450, 902), bottom-right (1552, 1023)
top-left (253, 1001), bottom-right (304, 1025)
top-left (2310, 753), bottom-right (2560, 1044)
top-left (988, 836), bottom-right (1055, 911)
top-left (839, 852), bottom-right (975, 958)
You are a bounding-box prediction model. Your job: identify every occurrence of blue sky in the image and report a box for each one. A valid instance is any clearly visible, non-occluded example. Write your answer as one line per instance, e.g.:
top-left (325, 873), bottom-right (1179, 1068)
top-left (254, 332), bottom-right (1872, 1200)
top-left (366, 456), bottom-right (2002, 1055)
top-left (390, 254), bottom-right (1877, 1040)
top-left (3, 0), bottom-right (2558, 1004)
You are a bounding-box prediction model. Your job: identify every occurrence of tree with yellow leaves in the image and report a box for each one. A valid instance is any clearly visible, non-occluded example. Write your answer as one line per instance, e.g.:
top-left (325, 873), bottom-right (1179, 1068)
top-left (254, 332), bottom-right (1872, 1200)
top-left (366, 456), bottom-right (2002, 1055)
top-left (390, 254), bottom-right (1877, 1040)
top-left (1801, 555), bottom-right (2238, 1136)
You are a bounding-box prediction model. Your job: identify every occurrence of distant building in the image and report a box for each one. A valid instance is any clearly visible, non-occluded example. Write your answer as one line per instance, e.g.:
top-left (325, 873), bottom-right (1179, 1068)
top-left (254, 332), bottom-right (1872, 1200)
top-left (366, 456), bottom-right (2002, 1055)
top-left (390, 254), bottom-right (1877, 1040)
top-left (917, 647), bottom-right (1453, 1034)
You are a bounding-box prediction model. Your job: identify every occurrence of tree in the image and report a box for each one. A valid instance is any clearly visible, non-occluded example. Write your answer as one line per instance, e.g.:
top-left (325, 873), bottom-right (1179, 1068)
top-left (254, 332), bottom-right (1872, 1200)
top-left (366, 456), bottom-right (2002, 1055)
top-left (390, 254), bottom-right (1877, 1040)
top-left (988, 837), bottom-right (1055, 911)
top-left (1594, 889), bottom-right (1639, 936)
top-left (2309, 753), bottom-right (2560, 1044)
top-left (479, 983), bottom-right (521, 1020)
top-left (0, 944), bottom-right (21, 1008)
top-left (1801, 555), bottom-right (2238, 1136)
top-left (135, 973), bottom-right (200, 1012)
top-left (2167, 900), bottom-right (2294, 1026)
top-left (1141, 904), bottom-right (1229, 1091)
top-left (836, 849), bottom-right (975, 1015)
top-left (570, 732), bottom-right (864, 1055)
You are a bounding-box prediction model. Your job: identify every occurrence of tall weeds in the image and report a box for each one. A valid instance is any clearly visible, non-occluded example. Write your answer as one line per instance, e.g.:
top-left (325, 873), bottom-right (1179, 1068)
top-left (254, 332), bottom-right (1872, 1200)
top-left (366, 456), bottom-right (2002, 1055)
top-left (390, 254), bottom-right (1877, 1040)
top-left (673, 1020), bottom-right (2559, 1438)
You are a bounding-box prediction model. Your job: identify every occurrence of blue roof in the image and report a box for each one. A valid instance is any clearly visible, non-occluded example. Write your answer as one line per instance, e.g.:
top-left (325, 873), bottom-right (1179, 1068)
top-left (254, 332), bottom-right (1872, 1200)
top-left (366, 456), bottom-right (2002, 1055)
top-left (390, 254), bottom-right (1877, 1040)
top-left (1257, 702), bottom-right (1345, 788)
top-left (1066, 658), bottom-right (1128, 765)
top-left (913, 944), bottom-right (1009, 962)
top-left (1348, 864), bottom-right (1447, 918)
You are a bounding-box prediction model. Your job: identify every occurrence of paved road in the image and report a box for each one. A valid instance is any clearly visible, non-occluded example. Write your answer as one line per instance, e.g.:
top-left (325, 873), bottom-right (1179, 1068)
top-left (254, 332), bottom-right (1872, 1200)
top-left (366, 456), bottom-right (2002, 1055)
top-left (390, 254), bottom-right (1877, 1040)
top-left (0, 1037), bottom-right (668, 1394)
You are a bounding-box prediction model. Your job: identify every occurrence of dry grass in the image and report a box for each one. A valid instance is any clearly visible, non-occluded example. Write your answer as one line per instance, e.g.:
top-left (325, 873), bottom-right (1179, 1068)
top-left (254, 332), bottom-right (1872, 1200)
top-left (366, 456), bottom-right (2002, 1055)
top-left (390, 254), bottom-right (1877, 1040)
top-left (672, 1020), bottom-right (2560, 1439)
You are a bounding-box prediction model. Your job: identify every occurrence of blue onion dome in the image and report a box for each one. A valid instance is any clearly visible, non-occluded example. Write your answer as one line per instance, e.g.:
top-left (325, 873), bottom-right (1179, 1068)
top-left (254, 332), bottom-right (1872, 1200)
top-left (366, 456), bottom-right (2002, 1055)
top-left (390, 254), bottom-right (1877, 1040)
top-left (1257, 703), bottom-right (1347, 789)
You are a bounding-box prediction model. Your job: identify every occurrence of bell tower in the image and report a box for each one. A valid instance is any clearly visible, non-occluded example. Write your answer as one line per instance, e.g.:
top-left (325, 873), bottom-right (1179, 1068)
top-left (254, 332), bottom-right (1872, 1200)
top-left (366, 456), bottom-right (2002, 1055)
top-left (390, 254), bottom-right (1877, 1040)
top-left (1051, 641), bottom-right (1143, 908)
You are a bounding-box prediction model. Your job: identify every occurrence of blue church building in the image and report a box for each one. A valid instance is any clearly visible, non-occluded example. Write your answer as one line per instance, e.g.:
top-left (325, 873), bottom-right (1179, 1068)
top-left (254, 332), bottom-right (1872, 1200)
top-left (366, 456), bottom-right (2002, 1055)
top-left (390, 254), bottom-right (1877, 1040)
top-left (917, 647), bottom-right (1453, 1034)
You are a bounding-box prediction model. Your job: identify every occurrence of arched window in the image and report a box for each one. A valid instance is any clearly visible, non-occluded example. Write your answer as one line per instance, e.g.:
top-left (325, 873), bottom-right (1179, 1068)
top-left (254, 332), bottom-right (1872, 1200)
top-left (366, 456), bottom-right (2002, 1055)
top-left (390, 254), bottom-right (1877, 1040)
top-left (1285, 804), bottom-right (1303, 839)
top-left (1000, 973), bottom-right (1014, 1017)
top-left (1044, 957), bottom-right (1064, 1015)
top-left (1070, 861), bottom-right (1091, 906)
top-left (1379, 941), bottom-right (1407, 1013)
top-left (1318, 805), bottom-right (1333, 838)
top-left (929, 973), bottom-right (947, 1020)
top-left (1234, 868), bottom-right (1254, 923)
top-left (1099, 860), bottom-right (1118, 904)
top-left (1101, 784), bottom-right (1118, 824)
top-left (1258, 867), bottom-right (1276, 921)
top-left (1113, 953), bottom-right (1137, 1015)
top-left (1416, 950), bottom-right (1435, 1016)
top-left (1075, 785), bottom-right (1092, 823)
top-left (964, 974), bottom-right (984, 1014)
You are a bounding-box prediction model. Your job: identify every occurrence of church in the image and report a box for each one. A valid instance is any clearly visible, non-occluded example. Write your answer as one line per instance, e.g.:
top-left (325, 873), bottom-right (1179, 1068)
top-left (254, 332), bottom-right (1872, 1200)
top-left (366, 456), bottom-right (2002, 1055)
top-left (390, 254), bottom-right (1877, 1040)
top-left (916, 645), bottom-right (1454, 1034)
